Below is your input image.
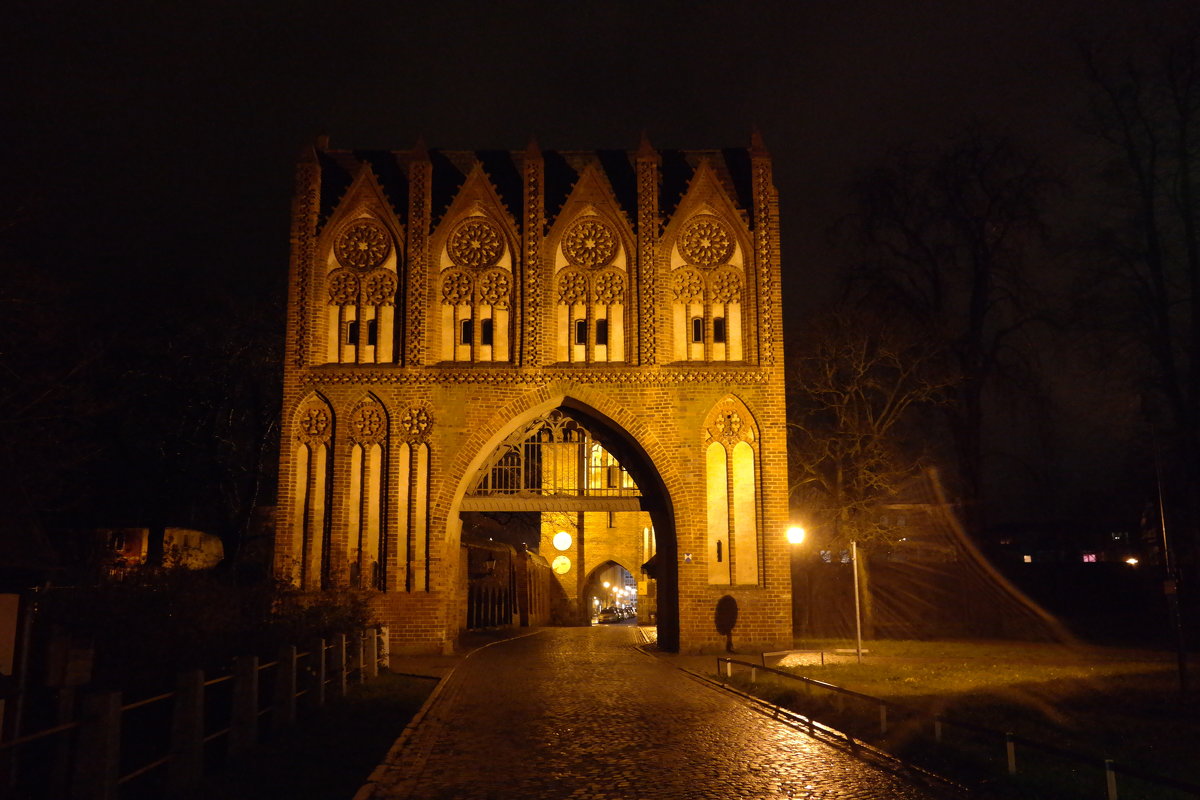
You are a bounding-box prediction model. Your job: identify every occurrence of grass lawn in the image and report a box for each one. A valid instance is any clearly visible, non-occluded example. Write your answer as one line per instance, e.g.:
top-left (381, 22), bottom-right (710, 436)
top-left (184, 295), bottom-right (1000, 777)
top-left (727, 639), bottom-right (1198, 799)
top-left (197, 672), bottom-right (436, 800)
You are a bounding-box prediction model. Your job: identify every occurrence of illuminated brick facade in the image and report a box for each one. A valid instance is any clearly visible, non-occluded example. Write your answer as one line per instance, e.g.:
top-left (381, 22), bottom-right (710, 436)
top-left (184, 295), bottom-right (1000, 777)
top-left (276, 135), bottom-right (791, 653)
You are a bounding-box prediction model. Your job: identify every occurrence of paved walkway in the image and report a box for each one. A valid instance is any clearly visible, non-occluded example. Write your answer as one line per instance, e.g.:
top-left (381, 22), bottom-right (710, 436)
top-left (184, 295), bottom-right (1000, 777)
top-left (358, 626), bottom-right (948, 800)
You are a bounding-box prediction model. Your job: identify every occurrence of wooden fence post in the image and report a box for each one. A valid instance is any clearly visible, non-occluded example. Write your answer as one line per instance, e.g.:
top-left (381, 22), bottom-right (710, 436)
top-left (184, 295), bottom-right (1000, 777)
top-left (168, 670), bottom-right (204, 796)
top-left (310, 639), bottom-right (327, 709)
top-left (364, 628), bottom-right (379, 680)
top-left (273, 645), bottom-right (297, 731)
top-left (229, 656), bottom-right (259, 757)
top-left (70, 690), bottom-right (121, 800)
top-left (331, 634), bottom-right (347, 699)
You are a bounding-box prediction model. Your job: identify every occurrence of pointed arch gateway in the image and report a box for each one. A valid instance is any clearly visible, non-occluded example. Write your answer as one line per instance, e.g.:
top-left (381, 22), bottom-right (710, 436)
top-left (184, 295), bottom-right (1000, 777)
top-left (455, 397), bottom-right (680, 651)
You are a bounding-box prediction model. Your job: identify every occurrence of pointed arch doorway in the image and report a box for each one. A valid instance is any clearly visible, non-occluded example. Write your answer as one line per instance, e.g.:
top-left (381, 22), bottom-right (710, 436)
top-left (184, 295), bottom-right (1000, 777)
top-left (459, 403), bottom-right (679, 650)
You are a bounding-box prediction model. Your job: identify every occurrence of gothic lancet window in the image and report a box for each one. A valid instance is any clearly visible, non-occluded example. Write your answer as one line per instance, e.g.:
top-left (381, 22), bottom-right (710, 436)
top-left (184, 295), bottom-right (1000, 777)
top-left (326, 218), bottom-right (399, 364)
top-left (555, 216), bottom-right (626, 363)
top-left (704, 396), bottom-right (760, 585)
top-left (291, 396), bottom-right (334, 590)
top-left (671, 215), bottom-right (745, 362)
top-left (439, 217), bottom-right (512, 362)
top-left (347, 397), bottom-right (388, 590)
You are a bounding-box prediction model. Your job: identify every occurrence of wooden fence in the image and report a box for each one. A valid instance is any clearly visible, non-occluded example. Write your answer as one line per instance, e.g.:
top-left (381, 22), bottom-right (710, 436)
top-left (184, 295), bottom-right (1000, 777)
top-left (1, 626), bottom-right (389, 799)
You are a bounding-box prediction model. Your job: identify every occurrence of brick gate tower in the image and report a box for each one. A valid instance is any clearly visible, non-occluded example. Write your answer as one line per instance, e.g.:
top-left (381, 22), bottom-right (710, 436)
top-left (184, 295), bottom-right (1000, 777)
top-left (276, 134), bottom-right (791, 653)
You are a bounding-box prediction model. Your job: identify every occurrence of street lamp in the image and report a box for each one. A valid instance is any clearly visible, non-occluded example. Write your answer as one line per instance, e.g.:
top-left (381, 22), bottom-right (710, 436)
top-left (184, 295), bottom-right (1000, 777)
top-left (786, 525), bottom-right (806, 545)
top-left (850, 541), bottom-right (863, 664)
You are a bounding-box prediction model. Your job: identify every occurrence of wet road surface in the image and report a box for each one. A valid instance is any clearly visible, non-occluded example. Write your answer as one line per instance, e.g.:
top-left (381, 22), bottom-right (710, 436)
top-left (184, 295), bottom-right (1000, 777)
top-left (359, 626), bottom-right (945, 799)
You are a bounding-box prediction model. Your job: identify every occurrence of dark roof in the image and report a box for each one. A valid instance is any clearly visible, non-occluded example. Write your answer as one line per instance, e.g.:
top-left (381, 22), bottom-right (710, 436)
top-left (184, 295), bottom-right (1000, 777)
top-left (314, 146), bottom-right (758, 232)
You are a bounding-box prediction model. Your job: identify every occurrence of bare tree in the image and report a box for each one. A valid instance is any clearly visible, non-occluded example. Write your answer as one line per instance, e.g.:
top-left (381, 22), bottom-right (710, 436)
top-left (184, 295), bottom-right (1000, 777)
top-left (788, 309), bottom-right (956, 634)
top-left (1079, 21), bottom-right (1200, 570)
top-left (842, 129), bottom-right (1053, 537)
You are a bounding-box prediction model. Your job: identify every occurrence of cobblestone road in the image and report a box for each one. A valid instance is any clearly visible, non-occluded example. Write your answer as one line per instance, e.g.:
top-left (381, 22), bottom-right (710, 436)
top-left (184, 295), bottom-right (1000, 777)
top-left (360, 626), bottom-right (944, 800)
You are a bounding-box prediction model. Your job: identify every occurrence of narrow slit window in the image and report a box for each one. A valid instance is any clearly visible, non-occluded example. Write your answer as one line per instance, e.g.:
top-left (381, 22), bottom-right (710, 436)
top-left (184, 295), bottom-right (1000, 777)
top-left (595, 318), bottom-right (609, 346)
top-left (691, 317), bottom-right (704, 343)
top-left (460, 318), bottom-right (473, 345)
top-left (481, 318), bottom-right (494, 346)
top-left (716, 540), bottom-right (723, 562)
top-left (346, 320), bottom-right (359, 345)
top-left (574, 319), bottom-right (587, 345)
top-left (367, 319), bottom-right (378, 346)
top-left (713, 316), bottom-right (726, 343)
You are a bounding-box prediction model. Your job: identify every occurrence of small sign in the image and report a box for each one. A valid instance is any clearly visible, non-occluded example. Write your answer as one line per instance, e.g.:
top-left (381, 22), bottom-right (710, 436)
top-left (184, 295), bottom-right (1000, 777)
top-left (683, 553), bottom-right (693, 564)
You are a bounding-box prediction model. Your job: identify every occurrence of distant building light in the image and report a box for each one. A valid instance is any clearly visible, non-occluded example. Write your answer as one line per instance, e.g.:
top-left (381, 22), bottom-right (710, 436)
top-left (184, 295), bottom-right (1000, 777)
top-left (1023, 554), bottom-right (1033, 563)
top-left (1082, 553), bottom-right (1097, 563)
top-left (1125, 557), bottom-right (1139, 566)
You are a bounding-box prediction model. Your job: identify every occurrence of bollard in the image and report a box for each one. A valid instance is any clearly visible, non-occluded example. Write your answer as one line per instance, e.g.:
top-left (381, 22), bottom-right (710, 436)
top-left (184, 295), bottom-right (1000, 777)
top-left (70, 690), bottom-right (121, 800)
top-left (750, 666), bottom-right (757, 683)
top-left (273, 645), bottom-right (297, 731)
top-left (229, 656), bottom-right (259, 758)
top-left (879, 703), bottom-right (887, 735)
top-left (933, 717), bottom-right (943, 743)
top-left (168, 670), bottom-right (205, 796)
top-left (1105, 759), bottom-right (1118, 800)
top-left (1005, 732), bottom-right (1017, 775)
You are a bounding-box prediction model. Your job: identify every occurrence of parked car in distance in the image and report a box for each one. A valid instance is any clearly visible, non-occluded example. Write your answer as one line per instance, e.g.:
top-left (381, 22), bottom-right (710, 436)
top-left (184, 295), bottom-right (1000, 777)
top-left (598, 607), bottom-right (620, 623)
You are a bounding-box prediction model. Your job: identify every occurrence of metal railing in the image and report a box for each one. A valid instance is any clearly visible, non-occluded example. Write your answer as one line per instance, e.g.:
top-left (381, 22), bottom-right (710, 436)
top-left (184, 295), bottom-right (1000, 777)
top-left (1, 626), bottom-right (390, 799)
top-left (716, 657), bottom-right (1200, 800)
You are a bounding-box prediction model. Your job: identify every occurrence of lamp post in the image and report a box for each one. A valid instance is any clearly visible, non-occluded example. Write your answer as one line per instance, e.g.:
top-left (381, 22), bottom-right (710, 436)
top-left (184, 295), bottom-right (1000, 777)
top-left (850, 540), bottom-right (863, 664)
top-left (787, 526), bottom-right (805, 640)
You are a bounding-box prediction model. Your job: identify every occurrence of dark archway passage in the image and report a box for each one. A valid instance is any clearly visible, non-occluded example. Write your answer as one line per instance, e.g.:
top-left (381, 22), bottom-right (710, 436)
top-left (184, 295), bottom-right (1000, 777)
top-left (459, 403), bottom-right (679, 650)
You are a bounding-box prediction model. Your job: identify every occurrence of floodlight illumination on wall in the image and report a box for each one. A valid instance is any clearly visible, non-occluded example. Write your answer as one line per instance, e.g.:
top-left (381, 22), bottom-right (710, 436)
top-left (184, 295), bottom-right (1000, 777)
top-left (786, 526), bottom-right (806, 545)
top-left (553, 531), bottom-right (573, 551)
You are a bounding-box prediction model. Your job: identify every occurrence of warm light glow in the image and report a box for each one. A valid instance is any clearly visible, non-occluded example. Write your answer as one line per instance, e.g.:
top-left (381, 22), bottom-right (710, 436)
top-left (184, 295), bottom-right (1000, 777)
top-left (786, 526), bottom-right (806, 545)
top-left (551, 555), bottom-right (571, 574)
top-left (603, 581), bottom-right (611, 589)
top-left (553, 531), bottom-right (573, 551)
top-left (1125, 557), bottom-right (1139, 566)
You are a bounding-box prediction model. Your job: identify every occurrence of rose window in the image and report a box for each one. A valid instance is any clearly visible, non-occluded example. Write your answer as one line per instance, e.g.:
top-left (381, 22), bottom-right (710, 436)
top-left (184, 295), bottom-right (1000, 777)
top-left (593, 270), bottom-right (626, 305)
top-left (441, 271), bottom-right (473, 305)
top-left (477, 270), bottom-right (511, 307)
top-left (710, 270), bottom-right (743, 303)
top-left (401, 406), bottom-right (432, 440)
top-left (671, 269), bottom-right (704, 303)
top-left (300, 408), bottom-right (330, 438)
top-left (362, 271), bottom-right (398, 306)
top-left (716, 410), bottom-right (743, 438)
top-left (449, 218), bottom-right (504, 269)
top-left (557, 270), bottom-right (588, 305)
top-left (328, 270), bottom-right (360, 305)
top-left (563, 218), bottom-right (617, 268)
top-left (335, 221), bottom-right (391, 270)
top-left (352, 405), bottom-right (385, 442)
top-left (680, 216), bottom-right (733, 267)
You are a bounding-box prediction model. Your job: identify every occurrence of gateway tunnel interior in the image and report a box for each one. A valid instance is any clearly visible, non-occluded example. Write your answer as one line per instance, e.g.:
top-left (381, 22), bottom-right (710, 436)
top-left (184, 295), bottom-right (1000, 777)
top-left (459, 405), bottom-right (678, 648)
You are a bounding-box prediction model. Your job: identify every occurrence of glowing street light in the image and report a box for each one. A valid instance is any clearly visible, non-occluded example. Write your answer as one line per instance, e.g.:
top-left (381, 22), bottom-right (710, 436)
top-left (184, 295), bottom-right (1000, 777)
top-left (786, 526), bottom-right (806, 545)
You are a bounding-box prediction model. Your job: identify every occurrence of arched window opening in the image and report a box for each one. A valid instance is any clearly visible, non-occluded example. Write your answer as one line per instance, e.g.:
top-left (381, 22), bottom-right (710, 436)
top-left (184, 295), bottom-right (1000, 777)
top-left (326, 218), bottom-right (398, 364)
top-left (670, 215), bottom-right (745, 363)
top-left (555, 217), bottom-right (626, 363)
top-left (439, 217), bottom-right (512, 363)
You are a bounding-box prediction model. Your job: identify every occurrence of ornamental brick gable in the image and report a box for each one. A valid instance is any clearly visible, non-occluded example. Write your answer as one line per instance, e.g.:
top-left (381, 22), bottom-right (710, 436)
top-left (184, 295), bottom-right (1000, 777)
top-left (276, 136), bottom-right (790, 654)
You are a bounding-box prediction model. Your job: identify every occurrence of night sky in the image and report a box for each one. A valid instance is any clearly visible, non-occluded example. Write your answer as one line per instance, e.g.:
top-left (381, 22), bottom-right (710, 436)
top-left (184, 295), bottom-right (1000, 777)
top-left (1, 0), bottom-right (1185, 534)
